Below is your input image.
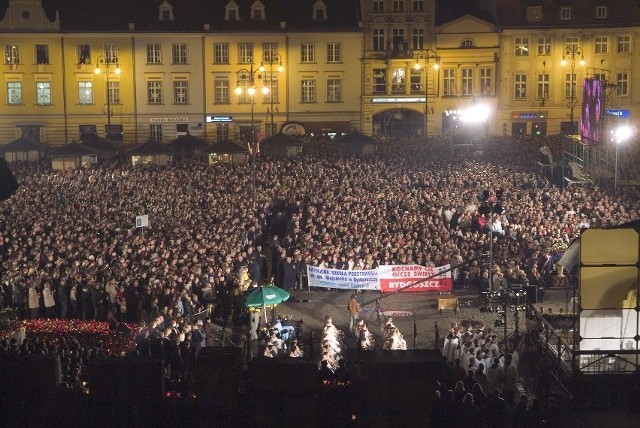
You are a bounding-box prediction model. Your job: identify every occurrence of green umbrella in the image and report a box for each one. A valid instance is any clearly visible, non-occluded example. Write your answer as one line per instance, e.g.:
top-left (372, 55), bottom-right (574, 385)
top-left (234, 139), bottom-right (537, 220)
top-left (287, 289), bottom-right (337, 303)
top-left (245, 285), bottom-right (290, 308)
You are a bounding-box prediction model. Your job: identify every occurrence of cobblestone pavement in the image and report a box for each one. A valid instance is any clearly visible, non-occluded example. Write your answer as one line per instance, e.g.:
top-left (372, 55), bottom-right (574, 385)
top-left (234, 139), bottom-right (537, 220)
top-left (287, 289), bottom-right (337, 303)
top-left (277, 285), bottom-right (572, 348)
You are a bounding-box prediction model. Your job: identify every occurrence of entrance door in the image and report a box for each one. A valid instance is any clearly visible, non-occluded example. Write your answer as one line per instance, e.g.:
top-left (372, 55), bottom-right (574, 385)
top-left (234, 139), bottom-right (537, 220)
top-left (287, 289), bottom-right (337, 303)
top-left (512, 122), bottom-right (527, 136)
top-left (532, 122), bottom-right (547, 136)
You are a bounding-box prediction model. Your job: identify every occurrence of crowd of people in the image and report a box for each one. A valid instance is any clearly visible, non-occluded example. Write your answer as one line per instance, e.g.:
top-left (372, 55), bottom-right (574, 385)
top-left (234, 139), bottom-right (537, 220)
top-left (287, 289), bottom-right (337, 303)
top-left (0, 134), bottom-right (638, 410)
top-left (432, 320), bottom-right (560, 427)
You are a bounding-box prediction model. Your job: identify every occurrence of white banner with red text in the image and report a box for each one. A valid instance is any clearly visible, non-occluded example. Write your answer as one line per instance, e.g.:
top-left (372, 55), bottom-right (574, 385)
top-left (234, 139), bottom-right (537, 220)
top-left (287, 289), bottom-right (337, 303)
top-left (306, 264), bottom-right (452, 292)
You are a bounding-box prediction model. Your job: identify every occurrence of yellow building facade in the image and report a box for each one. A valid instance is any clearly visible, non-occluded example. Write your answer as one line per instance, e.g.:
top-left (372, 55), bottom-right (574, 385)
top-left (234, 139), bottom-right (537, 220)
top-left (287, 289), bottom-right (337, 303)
top-left (2, 0), bottom-right (640, 147)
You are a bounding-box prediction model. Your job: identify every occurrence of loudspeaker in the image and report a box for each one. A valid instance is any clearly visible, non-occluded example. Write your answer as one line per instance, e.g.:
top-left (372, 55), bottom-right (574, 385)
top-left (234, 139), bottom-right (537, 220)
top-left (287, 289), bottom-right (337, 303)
top-left (0, 158), bottom-right (19, 201)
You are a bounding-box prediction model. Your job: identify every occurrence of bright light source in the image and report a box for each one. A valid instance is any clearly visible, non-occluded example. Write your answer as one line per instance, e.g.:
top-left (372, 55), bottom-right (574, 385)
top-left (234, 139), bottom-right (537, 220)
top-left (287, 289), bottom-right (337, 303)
top-left (261, 86), bottom-right (269, 95)
top-left (614, 125), bottom-right (633, 143)
top-left (414, 62), bottom-right (421, 70)
top-left (234, 86), bottom-right (243, 95)
top-left (247, 86), bottom-right (256, 96)
top-left (459, 103), bottom-right (491, 123)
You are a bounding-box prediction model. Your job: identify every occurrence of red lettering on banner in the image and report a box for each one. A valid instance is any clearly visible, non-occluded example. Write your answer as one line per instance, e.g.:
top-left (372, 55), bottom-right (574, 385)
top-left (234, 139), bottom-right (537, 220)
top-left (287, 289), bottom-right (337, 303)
top-left (380, 278), bottom-right (452, 293)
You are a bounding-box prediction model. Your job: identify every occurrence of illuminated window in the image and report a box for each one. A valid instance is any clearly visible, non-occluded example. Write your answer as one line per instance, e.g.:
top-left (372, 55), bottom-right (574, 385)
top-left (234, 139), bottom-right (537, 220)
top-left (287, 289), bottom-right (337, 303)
top-left (514, 73), bottom-right (527, 99)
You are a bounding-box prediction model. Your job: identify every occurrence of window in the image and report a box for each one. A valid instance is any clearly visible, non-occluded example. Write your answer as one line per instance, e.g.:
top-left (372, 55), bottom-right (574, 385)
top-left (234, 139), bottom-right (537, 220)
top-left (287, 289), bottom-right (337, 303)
top-left (617, 72), bottom-right (629, 96)
top-left (537, 73), bottom-right (549, 99)
top-left (225, 2), bottom-right (239, 20)
top-left (566, 37), bottom-right (579, 51)
top-left (107, 81), bottom-right (120, 104)
top-left (373, 68), bottom-right (386, 94)
top-left (263, 43), bottom-right (278, 63)
top-left (373, 28), bottom-right (385, 51)
top-left (5, 44), bottom-right (20, 64)
top-left (461, 68), bottom-right (473, 96)
top-left (373, 0), bottom-right (384, 12)
top-left (6, 81), bottom-right (22, 104)
top-left (537, 37), bottom-right (551, 56)
top-left (238, 43), bottom-right (253, 63)
top-left (312, 3), bottom-right (327, 20)
top-left (413, 0), bottom-right (424, 12)
top-left (264, 73), bottom-right (278, 103)
top-left (327, 42), bottom-right (341, 63)
top-left (410, 68), bottom-right (422, 93)
top-left (147, 44), bottom-right (162, 64)
top-left (173, 80), bottom-right (188, 104)
top-left (149, 124), bottom-right (162, 142)
top-left (391, 68), bottom-right (405, 93)
top-left (412, 28), bottom-right (424, 50)
top-left (392, 28), bottom-right (405, 49)
top-left (147, 80), bottom-right (163, 104)
top-left (595, 36), bottom-right (609, 54)
top-left (77, 44), bottom-right (91, 64)
top-left (215, 78), bottom-right (230, 103)
top-left (252, 3), bottom-right (265, 20)
top-left (515, 38), bottom-right (529, 56)
top-left (235, 80), bottom-right (252, 103)
top-left (78, 81), bottom-right (93, 105)
top-left (172, 44), bottom-right (187, 64)
top-left (301, 44), bottom-right (315, 63)
top-left (560, 7), bottom-right (571, 20)
top-left (617, 36), bottom-right (631, 53)
top-left (480, 68), bottom-right (492, 96)
top-left (393, 0), bottom-right (404, 12)
top-left (104, 44), bottom-right (119, 64)
top-left (596, 6), bottom-right (607, 19)
top-left (565, 73), bottom-right (576, 99)
top-left (214, 43), bottom-right (229, 64)
top-left (35, 44), bottom-right (49, 64)
top-left (161, 10), bottom-right (171, 21)
top-left (301, 79), bottom-right (316, 102)
top-left (514, 73), bottom-right (527, 99)
top-left (36, 81), bottom-right (51, 105)
top-left (443, 69), bottom-right (455, 96)
top-left (327, 78), bottom-right (341, 102)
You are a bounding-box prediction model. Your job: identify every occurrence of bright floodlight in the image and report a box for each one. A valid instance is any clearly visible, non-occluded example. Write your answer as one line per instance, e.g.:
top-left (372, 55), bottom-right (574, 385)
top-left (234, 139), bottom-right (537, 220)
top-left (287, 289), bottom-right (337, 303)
top-left (614, 125), bottom-right (633, 143)
top-left (460, 103), bottom-right (491, 123)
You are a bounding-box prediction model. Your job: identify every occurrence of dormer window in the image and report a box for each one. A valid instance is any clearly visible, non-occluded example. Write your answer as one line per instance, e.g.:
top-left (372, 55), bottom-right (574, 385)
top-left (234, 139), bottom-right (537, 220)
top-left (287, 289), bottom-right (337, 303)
top-left (158, 0), bottom-right (174, 22)
top-left (526, 6), bottom-right (543, 23)
top-left (596, 5), bottom-right (608, 19)
top-left (251, 1), bottom-right (266, 20)
top-left (312, 0), bottom-right (327, 20)
top-left (461, 39), bottom-right (474, 48)
top-left (225, 1), bottom-right (240, 21)
top-left (560, 7), bottom-right (571, 20)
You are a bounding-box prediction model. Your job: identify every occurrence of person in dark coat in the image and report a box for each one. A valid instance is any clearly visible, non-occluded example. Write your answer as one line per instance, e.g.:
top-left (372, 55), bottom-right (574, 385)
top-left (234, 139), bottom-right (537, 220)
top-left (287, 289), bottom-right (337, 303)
top-left (280, 256), bottom-right (297, 291)
top-left (248, 255), bottom-right (262, 284)
top-left (81, 283), bottom-right (92, 321)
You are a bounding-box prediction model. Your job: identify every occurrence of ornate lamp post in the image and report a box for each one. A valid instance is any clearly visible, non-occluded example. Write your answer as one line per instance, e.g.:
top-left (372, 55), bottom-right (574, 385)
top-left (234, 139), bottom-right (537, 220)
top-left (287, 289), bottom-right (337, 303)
top-left (560, 45), bottom-right (585, 191)
top-left (259, 52), bottom-right (284, 137)
top-left (413, 50), bottom-right (439, 137)
top-left (94, 55), bottom-right (121, 139)
top-left (235, 62), bottom-right (262, 210)
top-left (561, 45), bottom-right (585, 130)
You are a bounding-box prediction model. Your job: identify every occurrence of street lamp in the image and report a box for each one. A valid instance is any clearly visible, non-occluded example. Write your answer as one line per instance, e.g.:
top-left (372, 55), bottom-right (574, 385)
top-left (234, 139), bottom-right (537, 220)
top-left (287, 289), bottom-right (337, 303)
top-left (235, 62), bottom-right (263, 210)
top-left (613, 125), bottom-right (633, 189)
top-left (560, 46), bottom-right (586, 132)
top-left (259, 53), bottom-right (284, 137)
top-left (413, 50), bottom-right (439, 137)
top-left (94, 55), bottom-right (121, 139)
